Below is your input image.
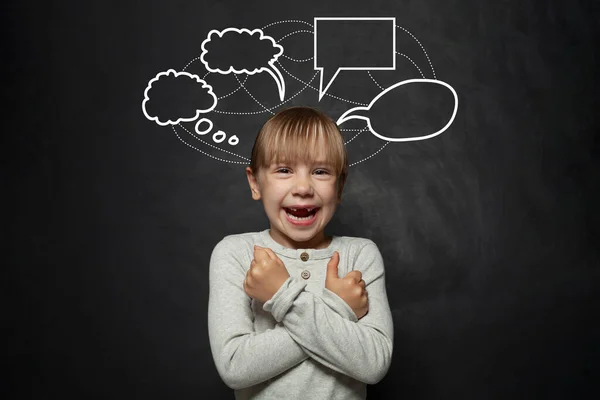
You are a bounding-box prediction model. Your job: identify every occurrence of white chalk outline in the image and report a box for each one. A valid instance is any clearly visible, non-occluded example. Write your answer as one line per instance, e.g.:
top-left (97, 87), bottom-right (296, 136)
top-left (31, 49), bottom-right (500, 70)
top-left (179, 123), bottom-right (249, 160)
top-left (314, 17), bottom-right (396, 101)
top-left (211, 69), bottom-right (320, 115)
top-left (142, 69), bottom-right (217, 126)
top-left (145, 19), bottom-right (450, 167)
top-left (171, 125), bottom-right (248, 164)
top-left (194, 118), bottom-right (213, 135)
top-left (200, 28), bottom-right (286, 101)
top-left (276, 60), bottom-right (368, 106)
top-left (337, 79), bottom-right (458, 142)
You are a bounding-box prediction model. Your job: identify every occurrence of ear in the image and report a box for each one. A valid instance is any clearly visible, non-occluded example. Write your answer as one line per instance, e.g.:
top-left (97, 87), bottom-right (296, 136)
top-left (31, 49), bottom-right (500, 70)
top-left (246, 167), bottom-right (261, 200)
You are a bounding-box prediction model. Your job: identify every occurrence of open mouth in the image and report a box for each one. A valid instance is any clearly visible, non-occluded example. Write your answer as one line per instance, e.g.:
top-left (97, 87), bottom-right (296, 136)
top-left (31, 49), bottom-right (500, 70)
top-left (283, 207), bottom-right (319, 222)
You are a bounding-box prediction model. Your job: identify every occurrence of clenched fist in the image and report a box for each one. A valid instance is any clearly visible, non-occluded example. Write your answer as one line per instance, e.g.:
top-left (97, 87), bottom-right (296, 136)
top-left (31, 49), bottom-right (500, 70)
top-left (244, 245), bottom-right (290, 303)
top-left (325, 251), bottom-right (369, 319)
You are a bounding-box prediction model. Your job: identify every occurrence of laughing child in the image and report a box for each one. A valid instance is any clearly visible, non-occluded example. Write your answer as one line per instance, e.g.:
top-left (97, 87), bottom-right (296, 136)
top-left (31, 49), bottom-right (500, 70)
top-left (208, 106), bottom-right (394, 400)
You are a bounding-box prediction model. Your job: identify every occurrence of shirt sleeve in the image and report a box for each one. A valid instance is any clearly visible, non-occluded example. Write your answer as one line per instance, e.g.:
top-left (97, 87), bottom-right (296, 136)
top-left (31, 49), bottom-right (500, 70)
top-left (207, 237), bottom-right (310, 390)
top-left (263, 240), bottom-right (394, 384)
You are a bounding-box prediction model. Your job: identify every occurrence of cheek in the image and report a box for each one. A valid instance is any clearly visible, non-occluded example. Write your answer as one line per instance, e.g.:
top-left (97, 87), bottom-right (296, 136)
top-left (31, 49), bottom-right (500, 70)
top-left (262, 186), bottom-right (286, 206)
top-left (322, 182), bottom-right (338, 200)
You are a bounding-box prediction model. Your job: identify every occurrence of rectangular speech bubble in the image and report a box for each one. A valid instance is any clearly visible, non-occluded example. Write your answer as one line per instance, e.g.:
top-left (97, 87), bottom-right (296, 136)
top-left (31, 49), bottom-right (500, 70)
top-left (314, 17), bottom-right (396, 100)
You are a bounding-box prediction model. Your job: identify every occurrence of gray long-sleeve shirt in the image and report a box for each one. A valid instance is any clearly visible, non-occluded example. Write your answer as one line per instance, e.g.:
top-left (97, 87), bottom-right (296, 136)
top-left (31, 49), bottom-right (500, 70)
top-left (208, 229), bottom-right (394, 399)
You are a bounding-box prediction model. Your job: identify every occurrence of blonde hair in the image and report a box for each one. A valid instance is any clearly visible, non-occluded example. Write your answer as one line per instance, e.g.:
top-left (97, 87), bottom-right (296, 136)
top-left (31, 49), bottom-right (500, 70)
top-left (249, 106), bottom-right (348, 195)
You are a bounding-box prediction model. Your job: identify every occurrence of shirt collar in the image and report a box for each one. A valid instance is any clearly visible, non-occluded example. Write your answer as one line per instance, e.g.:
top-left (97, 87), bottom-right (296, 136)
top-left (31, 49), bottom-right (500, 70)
top-left (258, 229), bottom-right (339, 260)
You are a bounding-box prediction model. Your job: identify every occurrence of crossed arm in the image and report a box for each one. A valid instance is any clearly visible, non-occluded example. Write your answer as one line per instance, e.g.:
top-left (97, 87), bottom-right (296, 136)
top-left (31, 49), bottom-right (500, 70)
top-left (207, 237), bottom-right (394, 390)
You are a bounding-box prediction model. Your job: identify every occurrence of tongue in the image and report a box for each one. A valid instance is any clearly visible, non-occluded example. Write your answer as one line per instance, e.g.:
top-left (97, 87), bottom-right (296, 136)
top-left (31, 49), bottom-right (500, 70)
top-left (287, 208), bottom-right (313, 218)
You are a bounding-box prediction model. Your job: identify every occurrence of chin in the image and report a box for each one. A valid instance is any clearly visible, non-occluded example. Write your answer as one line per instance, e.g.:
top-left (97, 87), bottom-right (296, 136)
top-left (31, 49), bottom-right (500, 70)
top-left (273, 225), bottom-right (320, 246)
top-left (287, 230), bottom-right (318, 243)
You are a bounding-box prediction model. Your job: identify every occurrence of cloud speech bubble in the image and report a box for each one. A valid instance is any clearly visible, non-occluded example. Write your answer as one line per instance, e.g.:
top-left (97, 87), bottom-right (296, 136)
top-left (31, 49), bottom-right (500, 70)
top-left (337, 79), bottom-right (458, 142)
top-left (142, 70), bottom-right (217, 126)
top-left (200, 28), bottom-right (286, 101)
top-left (314, 17), bottom-right (396, 101)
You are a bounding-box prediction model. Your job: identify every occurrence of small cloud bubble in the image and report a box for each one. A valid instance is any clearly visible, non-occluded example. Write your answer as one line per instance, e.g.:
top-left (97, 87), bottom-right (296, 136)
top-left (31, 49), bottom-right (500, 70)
top-left (142, 70), bottom-right (217, 126)
top-left (200, 28), bottom-right (286, 101)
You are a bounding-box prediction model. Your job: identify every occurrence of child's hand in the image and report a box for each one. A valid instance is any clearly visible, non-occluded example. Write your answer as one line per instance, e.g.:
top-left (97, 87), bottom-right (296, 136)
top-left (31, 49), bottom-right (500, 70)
top-left (325, 251), bottom-right (369, 319)
top-left (244, 246), bottom-right (290, 303)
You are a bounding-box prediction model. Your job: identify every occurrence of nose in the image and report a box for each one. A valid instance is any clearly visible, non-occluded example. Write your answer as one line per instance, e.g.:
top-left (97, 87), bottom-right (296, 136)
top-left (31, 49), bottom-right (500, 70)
top-left (292, 173), bottom-right (314, 196)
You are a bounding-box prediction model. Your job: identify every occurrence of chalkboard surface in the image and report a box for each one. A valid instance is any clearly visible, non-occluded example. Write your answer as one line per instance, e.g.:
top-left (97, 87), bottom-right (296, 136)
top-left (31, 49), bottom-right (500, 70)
top-left (6, 0), bottom-right (599, 398)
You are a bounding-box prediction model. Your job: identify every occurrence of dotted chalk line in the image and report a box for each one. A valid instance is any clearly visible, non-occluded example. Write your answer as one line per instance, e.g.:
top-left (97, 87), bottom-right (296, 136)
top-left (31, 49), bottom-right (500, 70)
top-left (276, 29), bottom-right (313, 43)
top-left (212, 70), bottom-right (318, 115)
top-left (171, 125), bottom-right (248, 164)
top-left (178, 123), bottom-right (250, 161)
top-left (182, 56), bottom-right (202, 72)
top-left (182, 64), bottom-right (252, 100)
top-left (349, 142), bottom-right (390, 167)
top-left (396, 25), bottom-right (436, 79)
top-left (235, 74), bottom-right (275, 115)
top-left (217, 74), bottom-right (249, 100)
top-left (367, 71), bottom-right (385, 91)
top-left (344, 125), bottom-right (369, 144)
top-left (276, 60), bottom-right (368, 106)
top-left (172, 21), bottom-right (410, 167)
top-left (281, 53), bottom-right (313, 62)
top-left (262, 20), bottom-right (313, 30)
top-left (196, 71), bottom-right (251, 100)
top-left (186, 73), bottom-right (247, 100)
top-left (396, 52), bottom-right (425, 78)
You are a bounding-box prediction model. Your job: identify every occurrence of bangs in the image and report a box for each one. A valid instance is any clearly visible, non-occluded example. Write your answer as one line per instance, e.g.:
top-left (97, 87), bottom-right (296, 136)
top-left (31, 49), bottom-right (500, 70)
top-left (262, 122), bottom-right (345, 172)
top-left (250, 107), bottom-right (347, 177)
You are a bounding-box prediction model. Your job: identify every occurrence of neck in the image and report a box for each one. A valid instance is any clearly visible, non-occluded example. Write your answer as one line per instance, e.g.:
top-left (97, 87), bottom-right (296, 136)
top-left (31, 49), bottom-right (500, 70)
top-left (268, 230), bottom-right (332, 250)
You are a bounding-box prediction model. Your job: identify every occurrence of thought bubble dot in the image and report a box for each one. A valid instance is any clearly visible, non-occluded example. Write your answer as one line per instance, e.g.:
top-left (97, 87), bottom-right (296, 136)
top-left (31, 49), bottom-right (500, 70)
top-left (195, 118), bottom-right (213, 135)
top-left (213, 130), bottom-right (226, 144)
top-left (228, 135), bottom-right (239, 146)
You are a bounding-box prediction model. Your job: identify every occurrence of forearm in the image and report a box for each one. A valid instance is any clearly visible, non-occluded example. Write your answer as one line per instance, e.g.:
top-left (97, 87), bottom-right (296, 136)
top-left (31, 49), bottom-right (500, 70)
top-left (208, 320), bottom-right (308, 390)
top-left (263, 280), bottom-right (393, 384)
top-left (278, 288), bottom-right (392, 384)
top-left (208, 238), bottom-right (310, 390)
top-left (262, 242), bottom-right (394, 384)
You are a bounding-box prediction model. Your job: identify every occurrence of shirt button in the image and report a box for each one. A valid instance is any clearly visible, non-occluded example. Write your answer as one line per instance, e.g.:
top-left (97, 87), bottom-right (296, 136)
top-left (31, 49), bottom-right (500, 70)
top-left (301, 270), bottom-right (311, 280)
top-left (300, 252), bottom-right (309, 262)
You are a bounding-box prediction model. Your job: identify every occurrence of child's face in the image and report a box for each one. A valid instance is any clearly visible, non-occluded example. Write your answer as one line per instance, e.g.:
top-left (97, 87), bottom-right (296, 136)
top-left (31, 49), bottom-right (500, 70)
top-left (246, 144), bottom-right (341, 249)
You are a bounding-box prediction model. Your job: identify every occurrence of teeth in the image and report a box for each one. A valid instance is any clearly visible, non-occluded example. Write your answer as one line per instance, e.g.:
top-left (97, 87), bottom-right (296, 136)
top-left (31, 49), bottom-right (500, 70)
top-left (286, 211), bottom-right (313, 221)
top-left (287, 207), bottom-right (316, 211)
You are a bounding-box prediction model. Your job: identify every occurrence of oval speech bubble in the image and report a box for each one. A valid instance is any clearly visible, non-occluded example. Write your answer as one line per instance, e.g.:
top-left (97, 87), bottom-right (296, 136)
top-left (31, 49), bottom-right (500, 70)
top-left (336, 79), bottom-right (458, 142)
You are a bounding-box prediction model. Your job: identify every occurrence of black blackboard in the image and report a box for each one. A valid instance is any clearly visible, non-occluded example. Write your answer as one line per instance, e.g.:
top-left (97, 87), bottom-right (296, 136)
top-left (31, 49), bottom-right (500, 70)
top-left (6, 0), bottom-right (599, 398)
